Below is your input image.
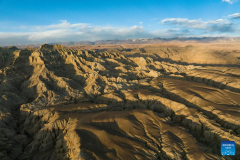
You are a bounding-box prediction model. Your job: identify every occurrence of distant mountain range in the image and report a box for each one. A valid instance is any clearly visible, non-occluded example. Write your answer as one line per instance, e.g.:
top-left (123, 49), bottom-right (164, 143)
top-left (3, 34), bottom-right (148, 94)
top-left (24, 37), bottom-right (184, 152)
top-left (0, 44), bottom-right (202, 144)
top-left (3, 37), bottom-right (240, 48)
top-left (49, 37), bottom-right (240, 46)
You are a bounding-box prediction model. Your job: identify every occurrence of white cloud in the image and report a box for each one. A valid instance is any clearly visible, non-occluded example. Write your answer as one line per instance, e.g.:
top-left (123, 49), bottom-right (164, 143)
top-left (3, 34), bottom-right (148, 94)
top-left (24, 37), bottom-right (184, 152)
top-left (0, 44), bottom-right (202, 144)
top-left (139, 22), bottom-right (143, 24)
top-left (161, 18), bottom-right (235, 33)
top-left (222, 0), bottom-right (233, 4)
top-left (33, 20), bottom-right (88, 31)
top-left (161, 18), bottom-right (227, 28)
top-left (228, 13), bottom-right (240, 19)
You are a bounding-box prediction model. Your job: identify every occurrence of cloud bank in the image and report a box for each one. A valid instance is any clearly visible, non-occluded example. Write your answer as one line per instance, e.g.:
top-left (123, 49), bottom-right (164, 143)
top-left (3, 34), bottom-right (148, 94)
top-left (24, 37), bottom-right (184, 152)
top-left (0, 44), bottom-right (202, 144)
top-left (161, 18), bottom-right (236, 33)
top-left (0, 21), bottom-right (194, 46)
top-left (228, 13), bottom-right (240, 19)
top-left (0, 14), bottom-right (240, 46)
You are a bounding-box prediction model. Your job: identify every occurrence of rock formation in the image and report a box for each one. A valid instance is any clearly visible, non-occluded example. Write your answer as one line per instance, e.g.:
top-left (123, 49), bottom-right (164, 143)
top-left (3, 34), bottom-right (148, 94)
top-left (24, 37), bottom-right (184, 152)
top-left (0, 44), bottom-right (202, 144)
top-left (0, 44), bottom-right (240, 160)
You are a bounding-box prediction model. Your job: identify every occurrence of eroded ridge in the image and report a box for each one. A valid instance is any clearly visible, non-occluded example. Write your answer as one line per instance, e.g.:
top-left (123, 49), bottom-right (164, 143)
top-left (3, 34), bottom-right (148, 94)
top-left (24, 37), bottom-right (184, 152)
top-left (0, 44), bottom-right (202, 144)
top-left (0, 44), bottom-right (240, 160)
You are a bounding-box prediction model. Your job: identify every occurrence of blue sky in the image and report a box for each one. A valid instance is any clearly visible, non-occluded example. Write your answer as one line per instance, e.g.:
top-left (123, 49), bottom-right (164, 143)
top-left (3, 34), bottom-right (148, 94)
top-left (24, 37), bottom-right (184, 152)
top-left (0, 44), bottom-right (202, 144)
top-left (0, 0), bottom-right (240, 45)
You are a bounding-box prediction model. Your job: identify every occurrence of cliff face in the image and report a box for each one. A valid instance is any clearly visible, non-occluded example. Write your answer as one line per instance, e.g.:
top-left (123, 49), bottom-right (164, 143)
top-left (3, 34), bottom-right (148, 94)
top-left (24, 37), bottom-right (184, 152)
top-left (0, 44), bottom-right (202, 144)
top-left (0, 44), bottom-right (240, 160)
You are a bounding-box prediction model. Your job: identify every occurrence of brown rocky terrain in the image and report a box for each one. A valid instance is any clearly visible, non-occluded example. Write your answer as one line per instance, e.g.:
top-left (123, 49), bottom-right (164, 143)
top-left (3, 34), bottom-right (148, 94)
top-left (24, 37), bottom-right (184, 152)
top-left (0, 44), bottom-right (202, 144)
top-left (0, 43), bottom-right (240, 160)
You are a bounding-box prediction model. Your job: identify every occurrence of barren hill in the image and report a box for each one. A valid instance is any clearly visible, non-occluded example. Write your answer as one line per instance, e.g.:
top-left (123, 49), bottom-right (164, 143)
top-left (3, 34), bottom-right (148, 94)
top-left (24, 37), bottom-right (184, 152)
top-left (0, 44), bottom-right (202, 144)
top-left (0, 43), bottom-right (240, 160)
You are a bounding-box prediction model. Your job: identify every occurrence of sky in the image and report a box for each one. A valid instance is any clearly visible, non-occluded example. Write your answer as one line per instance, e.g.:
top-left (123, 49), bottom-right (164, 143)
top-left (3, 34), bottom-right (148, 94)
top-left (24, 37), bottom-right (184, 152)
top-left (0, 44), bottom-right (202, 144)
top-left (0, 0), bottom-right (240, 45)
